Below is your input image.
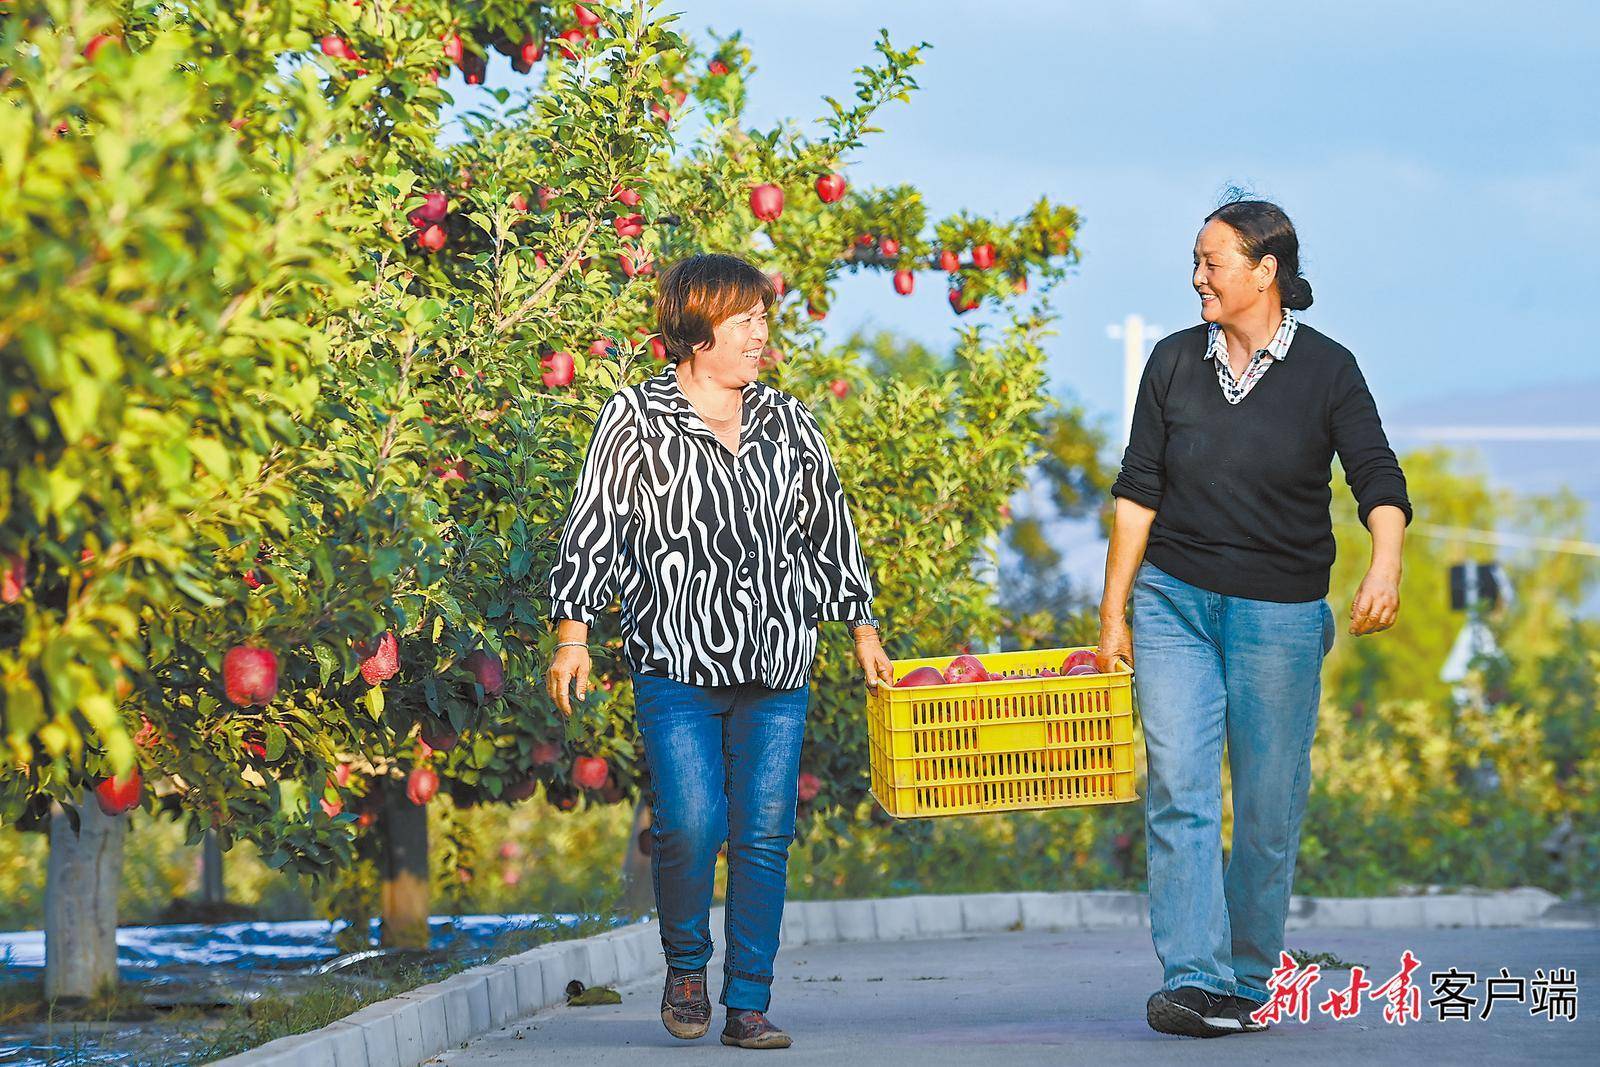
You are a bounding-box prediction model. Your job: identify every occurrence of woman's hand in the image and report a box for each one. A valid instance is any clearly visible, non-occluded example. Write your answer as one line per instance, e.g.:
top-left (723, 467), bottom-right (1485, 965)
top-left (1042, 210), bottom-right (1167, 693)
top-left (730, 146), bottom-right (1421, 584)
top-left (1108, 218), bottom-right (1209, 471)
top-left (854, 630), bottom-right (895, 689)
top-left (1097, 615), bottom-right (1134, 673)
top-left (1350, 567), bottom-right (1401, 636)
top-left (546, 644), bottom-right (591, 717)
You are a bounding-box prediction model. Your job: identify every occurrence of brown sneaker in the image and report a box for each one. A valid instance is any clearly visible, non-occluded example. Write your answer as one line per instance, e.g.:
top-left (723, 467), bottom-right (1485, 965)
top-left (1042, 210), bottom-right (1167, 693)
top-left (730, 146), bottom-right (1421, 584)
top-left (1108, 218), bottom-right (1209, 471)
top-left (660, 965), bottom-right (711, 1040)
top-left (720, 1009), bottom-right (792, 1049)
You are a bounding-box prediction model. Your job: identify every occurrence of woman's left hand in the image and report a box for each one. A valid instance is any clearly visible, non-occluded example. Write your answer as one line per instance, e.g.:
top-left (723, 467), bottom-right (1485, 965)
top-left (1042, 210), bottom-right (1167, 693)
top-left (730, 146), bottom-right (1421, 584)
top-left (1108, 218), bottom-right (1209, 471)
top-left (1350, 567), bottom-right (1401, 636)
top-left (853, 630), bottom-right (895, 689)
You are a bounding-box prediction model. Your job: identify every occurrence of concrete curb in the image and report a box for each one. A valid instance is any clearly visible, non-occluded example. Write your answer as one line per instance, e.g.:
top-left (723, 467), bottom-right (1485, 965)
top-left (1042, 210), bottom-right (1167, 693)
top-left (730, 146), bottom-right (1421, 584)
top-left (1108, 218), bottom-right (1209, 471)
top-left (208, 886), bottom-right (1581, 1066)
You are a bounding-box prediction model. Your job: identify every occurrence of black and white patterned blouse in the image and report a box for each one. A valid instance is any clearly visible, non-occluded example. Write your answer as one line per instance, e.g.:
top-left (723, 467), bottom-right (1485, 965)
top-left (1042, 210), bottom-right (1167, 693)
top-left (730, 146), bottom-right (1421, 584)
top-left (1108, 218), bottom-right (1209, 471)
top-left (1204, 308), bottom-right (1298, 404)
top-left (546, 364), bottom-right (877, 689)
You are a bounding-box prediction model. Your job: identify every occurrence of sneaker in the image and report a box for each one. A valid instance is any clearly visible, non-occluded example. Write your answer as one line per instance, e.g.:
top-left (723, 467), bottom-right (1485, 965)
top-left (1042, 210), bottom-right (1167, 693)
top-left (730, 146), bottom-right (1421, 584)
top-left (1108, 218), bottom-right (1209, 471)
top-left (660, 965), bottom-right (711, 1040)
top-left (1146, 986), bottom-right (1243, 1038)
top-left (1226, 994), bottom-right (1271, 1032)
top-left (720, 1008), bottom-right (793, 1049)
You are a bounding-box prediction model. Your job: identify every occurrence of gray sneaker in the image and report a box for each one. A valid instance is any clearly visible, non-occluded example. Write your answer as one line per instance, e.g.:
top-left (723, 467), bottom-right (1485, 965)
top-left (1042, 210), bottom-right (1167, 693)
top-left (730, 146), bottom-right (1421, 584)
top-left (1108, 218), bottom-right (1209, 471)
top-left (1146, 986), bottom-right (1243, 1038)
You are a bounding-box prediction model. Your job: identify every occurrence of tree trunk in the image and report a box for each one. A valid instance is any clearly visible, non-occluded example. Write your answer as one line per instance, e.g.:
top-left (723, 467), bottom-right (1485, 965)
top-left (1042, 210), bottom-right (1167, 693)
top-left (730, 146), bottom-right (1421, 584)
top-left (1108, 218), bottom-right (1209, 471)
top-left (621, 798), bottom-right (655, 917)
top-left (200, 829), bottom-right (225, 905)
top-left (45, 795), bottom-right (127, 1001)
top-left (380, 780), bottom-right (431, 949)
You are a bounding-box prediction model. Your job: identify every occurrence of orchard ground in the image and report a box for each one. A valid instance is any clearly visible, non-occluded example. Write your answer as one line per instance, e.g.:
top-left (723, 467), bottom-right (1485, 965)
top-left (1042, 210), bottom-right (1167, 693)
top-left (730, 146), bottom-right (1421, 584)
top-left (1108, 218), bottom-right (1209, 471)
top-left (442, 925), bottom-right (1599, 1066)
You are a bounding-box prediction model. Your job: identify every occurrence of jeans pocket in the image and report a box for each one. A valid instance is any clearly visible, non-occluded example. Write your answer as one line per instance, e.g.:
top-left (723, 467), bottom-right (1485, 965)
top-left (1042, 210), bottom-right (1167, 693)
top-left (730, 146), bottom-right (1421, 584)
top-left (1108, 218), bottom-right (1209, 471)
top-left (1321, 600), bottom-right (1336, 657)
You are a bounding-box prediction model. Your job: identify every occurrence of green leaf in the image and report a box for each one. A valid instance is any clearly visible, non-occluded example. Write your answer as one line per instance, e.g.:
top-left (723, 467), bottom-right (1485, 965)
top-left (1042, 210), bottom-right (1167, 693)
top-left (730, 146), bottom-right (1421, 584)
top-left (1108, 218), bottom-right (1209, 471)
top-left (364, 685), bottom-right (385, 716)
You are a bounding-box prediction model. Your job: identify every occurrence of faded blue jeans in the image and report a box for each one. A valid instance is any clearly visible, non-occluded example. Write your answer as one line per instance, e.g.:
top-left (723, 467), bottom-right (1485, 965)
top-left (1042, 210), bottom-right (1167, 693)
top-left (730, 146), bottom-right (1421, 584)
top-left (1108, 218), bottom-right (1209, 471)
top-left (1132, 560), bottom-right (1336, 1004)
top-left (631, 671), bottom-right (810, 1012)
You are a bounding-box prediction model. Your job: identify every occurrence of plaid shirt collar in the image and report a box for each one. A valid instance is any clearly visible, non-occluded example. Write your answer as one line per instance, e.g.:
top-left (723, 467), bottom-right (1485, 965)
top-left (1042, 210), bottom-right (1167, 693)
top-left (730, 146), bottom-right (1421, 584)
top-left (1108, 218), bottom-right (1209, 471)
top-left (1203, 308), bottom-right (1299, 364)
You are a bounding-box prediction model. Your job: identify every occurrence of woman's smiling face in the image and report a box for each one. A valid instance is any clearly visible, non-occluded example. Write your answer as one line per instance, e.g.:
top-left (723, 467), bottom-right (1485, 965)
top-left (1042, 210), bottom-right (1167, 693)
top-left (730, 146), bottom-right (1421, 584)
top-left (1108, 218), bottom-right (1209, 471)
top-left (1192, 219), bottom-right (1276, 325)
top-left (692, 298), bottom-right (769, 386)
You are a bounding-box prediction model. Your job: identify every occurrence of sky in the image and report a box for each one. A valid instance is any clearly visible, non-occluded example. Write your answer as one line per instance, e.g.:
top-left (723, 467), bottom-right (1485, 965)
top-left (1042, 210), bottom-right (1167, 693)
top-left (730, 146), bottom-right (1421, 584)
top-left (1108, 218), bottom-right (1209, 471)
top-left (647, 0), bottom-right (1600, 439)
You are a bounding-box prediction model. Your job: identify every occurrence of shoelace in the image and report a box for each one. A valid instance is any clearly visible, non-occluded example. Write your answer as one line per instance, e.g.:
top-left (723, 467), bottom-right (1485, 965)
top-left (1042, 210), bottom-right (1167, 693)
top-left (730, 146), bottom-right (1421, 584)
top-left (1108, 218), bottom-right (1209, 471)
top-left (670, 971), bottom-right (707, 1006)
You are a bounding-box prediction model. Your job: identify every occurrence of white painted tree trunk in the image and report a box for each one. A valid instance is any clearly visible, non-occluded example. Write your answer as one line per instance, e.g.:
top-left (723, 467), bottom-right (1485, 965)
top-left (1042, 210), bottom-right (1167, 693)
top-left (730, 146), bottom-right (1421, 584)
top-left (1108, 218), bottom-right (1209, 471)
top-left (45, 795), bottom-right (127, 1001)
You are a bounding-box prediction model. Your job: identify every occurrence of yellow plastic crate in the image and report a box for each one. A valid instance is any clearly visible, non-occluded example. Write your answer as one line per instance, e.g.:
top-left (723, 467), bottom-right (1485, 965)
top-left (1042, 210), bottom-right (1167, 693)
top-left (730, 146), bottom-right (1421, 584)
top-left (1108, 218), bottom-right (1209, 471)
top-left (866, 645), bottom-right (1138, 818)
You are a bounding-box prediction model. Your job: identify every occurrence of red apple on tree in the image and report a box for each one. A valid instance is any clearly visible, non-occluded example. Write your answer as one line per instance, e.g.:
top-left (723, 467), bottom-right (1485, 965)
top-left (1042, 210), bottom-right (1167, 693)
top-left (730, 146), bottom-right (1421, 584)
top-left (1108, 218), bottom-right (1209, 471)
top-left (541, 351), bottom-right (575, 387)
top-left (531, 740), bottom-right (562, 766)
top-left (357, 632), bottom-right (400, 684)
top-left (893, 269), bottom-right (914, 295)
top-left (619, 247), bottom-right (653, 277)
top-left (749, 183), bottom-right (784, 221)
top-left (459, 50), bottom-right (486, 84)
top-left (879, 237), bottom-right (900, 257)
top-left (574, 2), bottom-right (601, 28)
top-left (416, 224), bottom-right (447, 252)
top-left (612, 212), bottom-right (644, 237)
top-left (612, 184), bottom-right (642, 206)
top-left (572, 756), bottom-right (609, 791)
top-left (223, 645), bottom-right (278, 706)
top-left (588, 338), bottom-right (616, 358)
top-left (83, 34), bottom-right (120, 61)
top-left (557, 27), bottom-right (587, 60)
top-left (462, 649), bottom-right (505, 698)
top-left (708, 59), bottom-right (729, 76)
top-left (972, 243), bottom-right (996, 270)
top-left (419, 717), bottom-right (460, 752)
top-left (319, 35), bottom-right (357, 61)
top-left (938, 249), bottom-right (960, 272)
top-left (829, 379), bottom-right (850, 399)
top-left (797, 772), bottom-right (822, 803)
top-left (949, 286), bottom-right (979, 315)
top-left (895, 666), bottom-right (946, 687)
top-left (441, 32), bottom-right (464, 65)
top-left (93, 769), bottom-right (142, 816)
top-left (510, 192), bottom-right (528, 212)
top-left (649, 336), bottom-right (668, 361)
top-left (815, 173), bottom-right (847, 203)
top-left (2, 552), bottom-right (25, 603)
top-left (406, 766), bottom-right (440, 805)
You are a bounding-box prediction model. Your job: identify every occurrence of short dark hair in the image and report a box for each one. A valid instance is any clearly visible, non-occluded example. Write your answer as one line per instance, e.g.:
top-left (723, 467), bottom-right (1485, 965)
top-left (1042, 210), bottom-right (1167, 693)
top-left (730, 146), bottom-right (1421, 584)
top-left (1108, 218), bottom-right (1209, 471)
top-left (655, 254), bottom-right (775, 363)
top-left (1204, 198), bottom-right (1314, 311)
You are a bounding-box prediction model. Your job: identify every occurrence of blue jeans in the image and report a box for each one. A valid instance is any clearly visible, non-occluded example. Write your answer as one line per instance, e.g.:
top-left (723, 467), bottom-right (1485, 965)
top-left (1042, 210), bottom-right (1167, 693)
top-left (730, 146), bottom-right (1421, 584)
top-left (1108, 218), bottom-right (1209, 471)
top-left (1132, 561), bottom-right (1335, 1004)
top-left (631, 671), bottom-right (810, 1012)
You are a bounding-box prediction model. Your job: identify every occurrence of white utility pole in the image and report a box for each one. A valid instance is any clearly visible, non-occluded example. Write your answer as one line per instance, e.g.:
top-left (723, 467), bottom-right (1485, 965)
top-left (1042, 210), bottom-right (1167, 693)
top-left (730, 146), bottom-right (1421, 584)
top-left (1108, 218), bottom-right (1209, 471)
top-left (1106, 314), bottom-right (1161, 449)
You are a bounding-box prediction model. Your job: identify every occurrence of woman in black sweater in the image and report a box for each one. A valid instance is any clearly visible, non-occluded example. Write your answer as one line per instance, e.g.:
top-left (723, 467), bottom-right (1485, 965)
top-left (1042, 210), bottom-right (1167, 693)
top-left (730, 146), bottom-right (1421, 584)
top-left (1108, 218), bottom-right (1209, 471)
top-left (1098, 199), bottom-right (1411, 1037)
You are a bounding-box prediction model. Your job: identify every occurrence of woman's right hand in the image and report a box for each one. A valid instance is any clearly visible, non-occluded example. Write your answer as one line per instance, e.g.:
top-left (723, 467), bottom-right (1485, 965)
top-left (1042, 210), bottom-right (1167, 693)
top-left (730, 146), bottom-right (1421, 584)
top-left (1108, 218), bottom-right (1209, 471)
top-left (1097, 615), bottom-right (1134, 674)
top-left (546, 644), bottom-right (591, 717)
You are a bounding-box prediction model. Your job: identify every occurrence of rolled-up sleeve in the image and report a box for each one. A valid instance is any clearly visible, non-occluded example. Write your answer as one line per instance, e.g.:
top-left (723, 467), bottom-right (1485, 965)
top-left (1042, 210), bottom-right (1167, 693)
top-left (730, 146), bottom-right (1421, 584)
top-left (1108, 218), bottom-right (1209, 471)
top-left (1329, 356), bottom-right (1413, 528)
top-left (793, 403), bottom-right (875, 620)
top-left (547, 394), bottom-right (640, 627)
top-left (1109, 348), bottom-right (1169, 511)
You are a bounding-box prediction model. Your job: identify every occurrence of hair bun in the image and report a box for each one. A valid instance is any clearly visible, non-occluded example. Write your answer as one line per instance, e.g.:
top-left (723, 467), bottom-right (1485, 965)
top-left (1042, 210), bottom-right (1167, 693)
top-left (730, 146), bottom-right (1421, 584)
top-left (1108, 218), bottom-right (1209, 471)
top-left (1281, 274), bottom-right (1314, 311)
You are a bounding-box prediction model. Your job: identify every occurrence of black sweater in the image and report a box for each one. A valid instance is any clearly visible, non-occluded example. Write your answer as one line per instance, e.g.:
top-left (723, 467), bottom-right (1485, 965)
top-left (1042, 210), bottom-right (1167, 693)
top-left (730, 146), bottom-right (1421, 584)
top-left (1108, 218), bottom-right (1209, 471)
top-left (1111, 322), bottom-right (1412, 603)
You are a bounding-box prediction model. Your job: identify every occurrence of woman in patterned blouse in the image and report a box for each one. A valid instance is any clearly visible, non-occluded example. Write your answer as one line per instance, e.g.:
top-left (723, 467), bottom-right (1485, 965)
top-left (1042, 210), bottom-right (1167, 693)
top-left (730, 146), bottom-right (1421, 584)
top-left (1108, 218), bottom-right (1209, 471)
top-left (545, 253), bottom-right (894, 1049)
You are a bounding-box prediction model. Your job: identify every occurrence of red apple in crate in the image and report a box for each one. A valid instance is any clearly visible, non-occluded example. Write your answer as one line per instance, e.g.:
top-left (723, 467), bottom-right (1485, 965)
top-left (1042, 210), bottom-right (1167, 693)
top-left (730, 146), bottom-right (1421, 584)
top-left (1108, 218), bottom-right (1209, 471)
top-left (94, 769), bottom-right (143, 816)
top-left (943, 654), bottom-right (989, 684)
top-left (895, 666), bottom-right (946, 687)
top-left (749, 183), bottom-right (784, 221)
top-left (1061, 649), bottom-right (1097, 673)
top-left (223, 645), bottom-right (278, 706)
top-left (1066, 664), bottom-right (1099, 677)
top-left (1038, 667), bottom-right (1060, 677)
top-left (572, 756), bottom-right (609, 791)
top-left (815, 173), bottom-right (847, 203)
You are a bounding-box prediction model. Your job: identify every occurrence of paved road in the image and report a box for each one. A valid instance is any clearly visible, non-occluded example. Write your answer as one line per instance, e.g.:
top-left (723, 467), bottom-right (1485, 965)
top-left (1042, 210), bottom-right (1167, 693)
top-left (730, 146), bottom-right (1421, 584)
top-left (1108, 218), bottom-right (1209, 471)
top-left (438, 927), bottom-right (1597, 1066)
